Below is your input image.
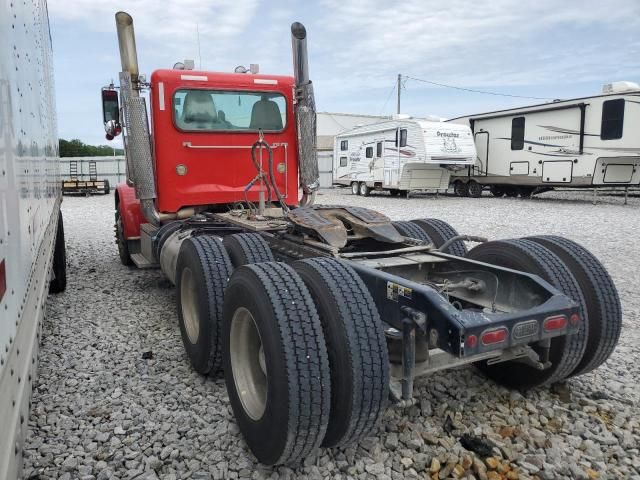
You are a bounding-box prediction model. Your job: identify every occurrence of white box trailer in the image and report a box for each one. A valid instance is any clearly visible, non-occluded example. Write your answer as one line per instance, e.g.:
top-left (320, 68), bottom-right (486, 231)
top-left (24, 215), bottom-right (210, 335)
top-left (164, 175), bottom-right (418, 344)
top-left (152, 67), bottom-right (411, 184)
top-left (1, 1), bottom-right (67, 478)
top-left (333, 118), bottom-right (476, 196)
top-left (448, 82), bottom-right (640, 197)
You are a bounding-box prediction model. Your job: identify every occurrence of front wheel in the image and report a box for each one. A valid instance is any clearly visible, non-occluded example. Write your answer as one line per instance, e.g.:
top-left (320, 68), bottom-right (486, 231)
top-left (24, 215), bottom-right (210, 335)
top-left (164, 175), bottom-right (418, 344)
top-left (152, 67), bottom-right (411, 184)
top-left (115, 206), bottom-right (133, 266)
top-left (223, 262), bottom-right (331, 465)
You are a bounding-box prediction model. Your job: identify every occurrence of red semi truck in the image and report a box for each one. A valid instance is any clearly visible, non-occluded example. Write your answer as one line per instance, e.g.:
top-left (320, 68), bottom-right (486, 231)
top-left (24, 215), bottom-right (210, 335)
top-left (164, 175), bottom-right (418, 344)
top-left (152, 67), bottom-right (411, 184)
top-left (102, 12), bottom-right (621, 466)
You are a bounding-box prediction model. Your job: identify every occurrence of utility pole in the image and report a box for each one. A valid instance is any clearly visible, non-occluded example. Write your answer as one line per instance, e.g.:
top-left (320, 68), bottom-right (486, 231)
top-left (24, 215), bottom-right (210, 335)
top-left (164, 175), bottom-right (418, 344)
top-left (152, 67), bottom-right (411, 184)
top-left (396, 73), bottom-right (402, 114)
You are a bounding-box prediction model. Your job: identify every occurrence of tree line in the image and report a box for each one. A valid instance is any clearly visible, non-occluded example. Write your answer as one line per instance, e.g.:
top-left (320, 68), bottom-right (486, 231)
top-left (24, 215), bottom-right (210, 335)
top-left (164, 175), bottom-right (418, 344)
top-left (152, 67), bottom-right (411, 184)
top-left (59, 138), bottom-right (124, 157)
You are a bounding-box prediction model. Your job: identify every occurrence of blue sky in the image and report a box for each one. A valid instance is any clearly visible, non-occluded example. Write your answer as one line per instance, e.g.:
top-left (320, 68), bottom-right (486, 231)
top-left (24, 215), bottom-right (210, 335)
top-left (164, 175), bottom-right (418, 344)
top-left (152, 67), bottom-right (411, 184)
top-left (48, 0), bottom-right (640, 146)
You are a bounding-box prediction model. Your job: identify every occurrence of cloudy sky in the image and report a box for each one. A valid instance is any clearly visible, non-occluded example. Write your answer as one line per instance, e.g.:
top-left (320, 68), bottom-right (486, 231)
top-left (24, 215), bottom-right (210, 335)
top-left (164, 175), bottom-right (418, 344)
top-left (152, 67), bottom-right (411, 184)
top-left (48, 0), bottom-right (640, 146)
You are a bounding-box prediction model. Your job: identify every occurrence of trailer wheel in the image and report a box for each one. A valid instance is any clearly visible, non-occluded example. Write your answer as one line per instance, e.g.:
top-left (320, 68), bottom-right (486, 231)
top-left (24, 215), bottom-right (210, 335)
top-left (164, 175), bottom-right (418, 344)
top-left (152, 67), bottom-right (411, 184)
top-left (410, 218), bottom-right (467, 256)
top-left (453, 180), bottom-right (469, 197)
top-left (359, 182), bottom-right (371, 196)
top-left (176, 236), bottom-right (233, 375)
top-left (466, 239), bottom-right (589, 388)
top-left (114, 206), bottom-right (133, 266)
top-left (392, 221), bottom-right (432, 243)
top-left (467, 180), bottom-right (483, 198)
top-left (223, 233), bottom-right (274, 267)
top-left (527, 236), bottom-right (621, 376)
top-left (103, 179), bottom-right (111, 195)
top-left (294, 258), bottom-right (389, 447)
top-left (490, 185), bottom-right (506, 197)
top-left (49, 210), bottom-right (67, 294)
top-left (222, 262), bottom-right (330, 465)
top-left (351, 182), bottom-right (359, 195)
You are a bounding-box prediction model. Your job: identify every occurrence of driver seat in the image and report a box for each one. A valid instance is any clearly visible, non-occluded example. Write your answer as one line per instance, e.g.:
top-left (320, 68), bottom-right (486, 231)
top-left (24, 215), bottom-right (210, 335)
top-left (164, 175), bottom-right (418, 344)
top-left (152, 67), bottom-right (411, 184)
top-left (181, 91), bottom-right (217, 127)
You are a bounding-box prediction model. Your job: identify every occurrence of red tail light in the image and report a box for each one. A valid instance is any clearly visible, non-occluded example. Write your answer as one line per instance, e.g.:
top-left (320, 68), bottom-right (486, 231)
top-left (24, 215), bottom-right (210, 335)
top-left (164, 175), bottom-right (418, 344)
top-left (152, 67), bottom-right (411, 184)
top-left (465, 334), bottom-right (478, 349)
top-left (569, 313), bottom-right (580, 326)
top-left (481, 328), bottom-right (508, 346)
top-left (544, 315), bottom-right (567, 332)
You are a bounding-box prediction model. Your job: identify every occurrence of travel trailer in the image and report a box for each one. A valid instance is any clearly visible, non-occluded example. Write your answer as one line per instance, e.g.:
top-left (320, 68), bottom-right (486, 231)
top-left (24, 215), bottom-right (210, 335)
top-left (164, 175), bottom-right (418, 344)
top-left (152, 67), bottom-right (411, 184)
top-left (333, 118), bottom-right (477, 196)
top-left (448, 82), bottom-right (640, 197)
top-left (1, 0), bottom-right (67, 478)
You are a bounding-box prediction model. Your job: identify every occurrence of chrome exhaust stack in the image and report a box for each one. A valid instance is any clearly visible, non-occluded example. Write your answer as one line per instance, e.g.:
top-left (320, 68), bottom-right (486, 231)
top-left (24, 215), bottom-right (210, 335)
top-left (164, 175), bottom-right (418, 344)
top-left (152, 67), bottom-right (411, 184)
top-left (115, 12), bottom-right (139, 84)
top-left (116, 11), bottom-right (160, 225)
top-left (291, 22), bottom-right (319, 207)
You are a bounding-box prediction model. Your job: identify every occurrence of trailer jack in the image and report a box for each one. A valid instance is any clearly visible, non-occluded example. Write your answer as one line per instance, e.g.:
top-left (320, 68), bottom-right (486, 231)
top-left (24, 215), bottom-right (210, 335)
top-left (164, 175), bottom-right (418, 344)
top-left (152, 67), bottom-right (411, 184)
top-left (391, 306), bottom-right (427, 407)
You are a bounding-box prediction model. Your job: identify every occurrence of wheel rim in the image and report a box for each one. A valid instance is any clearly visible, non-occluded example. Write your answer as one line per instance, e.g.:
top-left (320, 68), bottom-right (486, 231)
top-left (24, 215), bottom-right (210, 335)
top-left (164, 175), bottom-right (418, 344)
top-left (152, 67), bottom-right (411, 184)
top-left (180, 267), bottom-right (200, 344)
top-left (230, 307), bottom-right (268, 421)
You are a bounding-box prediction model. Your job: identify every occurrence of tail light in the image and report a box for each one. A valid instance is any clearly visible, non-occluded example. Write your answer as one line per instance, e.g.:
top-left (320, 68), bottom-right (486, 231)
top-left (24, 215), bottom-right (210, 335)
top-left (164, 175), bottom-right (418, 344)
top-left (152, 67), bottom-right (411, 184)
top-left (481, 327), bottom-right (508, 346)
top-left (465, 334), bottom-right (478, 349)
top-left (543, 315), bottom-right (567, 332)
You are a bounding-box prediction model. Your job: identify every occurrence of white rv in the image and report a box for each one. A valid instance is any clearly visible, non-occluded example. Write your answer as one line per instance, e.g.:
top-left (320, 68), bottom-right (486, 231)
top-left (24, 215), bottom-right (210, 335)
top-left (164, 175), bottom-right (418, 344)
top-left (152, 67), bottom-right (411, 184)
top-left (449, 82), bottom-right (640, 197)
top-left (333, 118), bottom-right (477, 196)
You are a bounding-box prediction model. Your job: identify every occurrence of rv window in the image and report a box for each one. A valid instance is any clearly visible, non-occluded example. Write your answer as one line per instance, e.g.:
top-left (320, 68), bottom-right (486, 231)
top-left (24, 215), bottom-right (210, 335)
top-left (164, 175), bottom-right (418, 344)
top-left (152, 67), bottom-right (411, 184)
top-left (395, 129), bottom-right (408, 147)
top-left (339, 156), bottom-right (347, 167)
top-left (376, 142), bottom-right (383, 157)
top-left (511, 117), bottom-right (525, 150)
top-left (340, 140), bottom-right (348, 151)
top-left (601, 99), bottom-right (624, 140)
top-left (365, 146), bottom-right (373, 158)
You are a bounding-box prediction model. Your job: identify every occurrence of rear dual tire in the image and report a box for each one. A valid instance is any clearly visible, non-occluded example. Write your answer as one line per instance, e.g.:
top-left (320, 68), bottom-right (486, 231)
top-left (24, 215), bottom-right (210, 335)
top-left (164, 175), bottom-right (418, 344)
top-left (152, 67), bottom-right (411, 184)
top-left (294, 258), bottom-right (389, 447)
top-left (223, 259), bottom-right (389, 463)
top-left (467, 239), bottom-right (590, 388)
top-left (223, 262), bottom-right (331, 465)
top-left (527, 236), bottom-right (622, 376)
top-left (176, 236), bottom-right (233, 375)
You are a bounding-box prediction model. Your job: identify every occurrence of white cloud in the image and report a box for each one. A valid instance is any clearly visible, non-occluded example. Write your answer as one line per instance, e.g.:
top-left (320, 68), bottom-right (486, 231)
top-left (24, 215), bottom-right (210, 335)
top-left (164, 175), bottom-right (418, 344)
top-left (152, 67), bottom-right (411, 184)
top-left (314, 0), bottom-right (640, 90)
top-left (48, 0), bottom-right (260, 58)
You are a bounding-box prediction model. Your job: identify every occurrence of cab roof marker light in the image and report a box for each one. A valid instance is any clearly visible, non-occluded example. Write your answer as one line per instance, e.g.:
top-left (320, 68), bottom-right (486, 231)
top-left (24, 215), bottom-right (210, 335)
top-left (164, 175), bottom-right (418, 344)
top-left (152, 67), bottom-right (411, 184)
top-left (254, 78), bottom-right (278, 85)
top-left (181, 75), bottom-right (208, 81)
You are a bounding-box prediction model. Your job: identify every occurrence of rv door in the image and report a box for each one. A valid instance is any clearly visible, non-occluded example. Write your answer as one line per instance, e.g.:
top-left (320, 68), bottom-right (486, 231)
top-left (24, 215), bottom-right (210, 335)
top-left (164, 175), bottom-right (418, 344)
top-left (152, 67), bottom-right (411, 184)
top-left (475, 131), bottom-right (489, 175)
top-left (384, 130), bottom-right (401, 186)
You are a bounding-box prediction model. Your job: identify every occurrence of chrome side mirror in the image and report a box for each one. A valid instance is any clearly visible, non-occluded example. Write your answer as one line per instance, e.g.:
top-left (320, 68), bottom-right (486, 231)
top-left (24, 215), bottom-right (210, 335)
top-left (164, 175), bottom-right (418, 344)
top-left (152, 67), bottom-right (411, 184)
top-left (101, 88), bottom-right (121, 140)
top-left (104, 119), bottom-right (122, 140)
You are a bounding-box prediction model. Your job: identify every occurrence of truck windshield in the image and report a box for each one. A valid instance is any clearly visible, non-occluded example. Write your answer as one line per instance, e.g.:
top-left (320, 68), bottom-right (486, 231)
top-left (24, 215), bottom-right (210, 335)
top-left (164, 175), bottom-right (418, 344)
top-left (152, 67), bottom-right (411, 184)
top-left (173, 89), bottom-right (287, 132)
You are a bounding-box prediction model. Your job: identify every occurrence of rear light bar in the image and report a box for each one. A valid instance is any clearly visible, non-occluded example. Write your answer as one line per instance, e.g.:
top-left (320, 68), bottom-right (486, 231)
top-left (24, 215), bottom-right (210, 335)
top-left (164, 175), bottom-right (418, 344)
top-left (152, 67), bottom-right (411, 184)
top-left (543, 315), bottom-right (567, 332)
top-left (481, 327), bottom-right (508, 346)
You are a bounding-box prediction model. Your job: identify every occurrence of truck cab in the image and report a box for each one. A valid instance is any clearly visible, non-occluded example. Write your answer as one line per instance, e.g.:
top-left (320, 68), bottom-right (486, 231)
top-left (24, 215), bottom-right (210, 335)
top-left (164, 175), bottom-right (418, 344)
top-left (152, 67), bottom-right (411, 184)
top-left (148, 70), bottom-right (299, 213)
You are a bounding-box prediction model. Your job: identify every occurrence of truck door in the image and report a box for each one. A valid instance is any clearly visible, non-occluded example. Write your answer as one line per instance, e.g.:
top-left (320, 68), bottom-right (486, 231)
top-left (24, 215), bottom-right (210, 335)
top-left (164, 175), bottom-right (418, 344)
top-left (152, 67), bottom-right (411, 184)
top-left (474, 131), bottom-right (489, 175)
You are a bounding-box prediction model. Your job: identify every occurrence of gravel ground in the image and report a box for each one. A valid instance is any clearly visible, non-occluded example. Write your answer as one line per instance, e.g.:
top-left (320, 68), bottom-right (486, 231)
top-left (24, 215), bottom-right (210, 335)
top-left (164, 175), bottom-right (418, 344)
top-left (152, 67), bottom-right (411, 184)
top-left (24, 189), bottom-right (639, 480)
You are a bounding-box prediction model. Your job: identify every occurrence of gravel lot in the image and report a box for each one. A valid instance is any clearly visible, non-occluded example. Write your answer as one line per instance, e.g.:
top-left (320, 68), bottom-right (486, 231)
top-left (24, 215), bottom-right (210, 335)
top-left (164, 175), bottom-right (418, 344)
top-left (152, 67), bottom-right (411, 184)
top-left (24, 189), bottom-right (639, 480)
